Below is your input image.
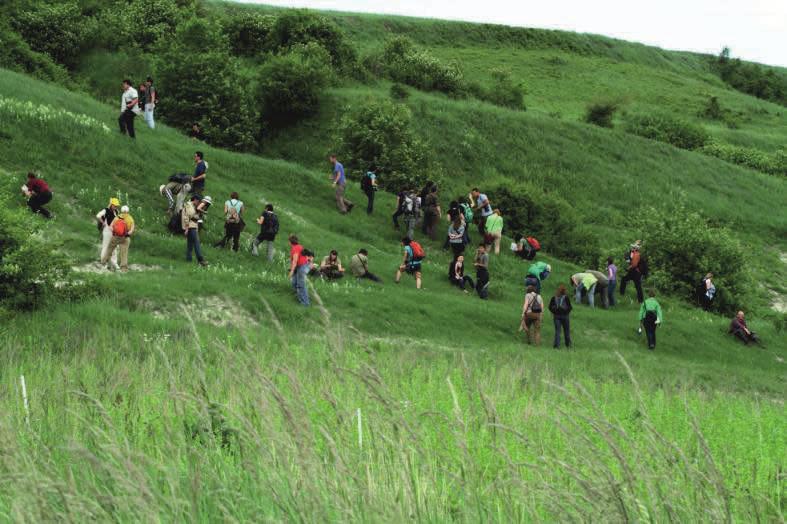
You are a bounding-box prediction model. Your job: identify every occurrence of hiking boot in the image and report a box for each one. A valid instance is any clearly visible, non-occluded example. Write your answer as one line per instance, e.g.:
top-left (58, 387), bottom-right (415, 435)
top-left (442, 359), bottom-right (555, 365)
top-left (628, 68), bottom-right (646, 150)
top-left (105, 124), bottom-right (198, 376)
top-left (199, 260), bottom-right (209, 267)
top-left (347, 203), bottom-right (354, 213)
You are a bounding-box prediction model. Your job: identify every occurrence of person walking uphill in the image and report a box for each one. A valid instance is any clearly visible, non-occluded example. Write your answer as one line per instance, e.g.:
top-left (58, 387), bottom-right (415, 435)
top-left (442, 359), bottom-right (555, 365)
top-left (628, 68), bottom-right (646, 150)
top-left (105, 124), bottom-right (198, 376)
top-left (484, 209), bottom-right (504, 255)
top-left (118, 79), bottom-right (140, 139)
top-left (22, 172), bottom-right (53, 218)
top-left (395, 238), bottom-right (424, 289)
top-left (639, 290), bottom-right (663, 350)
top-left (215, 192), bottom-right (244, 251)
top-left (620, 241), bottom-right (644, 303)
top-left (101, 205), bottom-right (135, 271)
top-left (549, 284), bottom-right (573, 349)
top-left (525, 261), bottom-right (551, 294)
top-left (182, 195), bottom-right (208, 267)
top-left (330, 155), bottom-right (354, 214)
top-left (361, 168), bottom-right (377, 214)
top-left (252, 204), bottom-right (279, 261)
top-left (474, 244), bottom-right (490, 299)
top-left (96, 198), bottom-right (120, 269)
top-left (288, 235), bottom-right (311, 306)
top-left (520, 285), bottom-right (544, 346)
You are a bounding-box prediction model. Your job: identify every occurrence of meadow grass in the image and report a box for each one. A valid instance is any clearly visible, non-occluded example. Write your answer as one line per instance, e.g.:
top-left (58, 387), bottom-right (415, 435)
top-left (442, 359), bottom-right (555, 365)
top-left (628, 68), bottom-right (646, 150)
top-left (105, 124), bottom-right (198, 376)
top-left (0, 51), bottom-right (785, 522)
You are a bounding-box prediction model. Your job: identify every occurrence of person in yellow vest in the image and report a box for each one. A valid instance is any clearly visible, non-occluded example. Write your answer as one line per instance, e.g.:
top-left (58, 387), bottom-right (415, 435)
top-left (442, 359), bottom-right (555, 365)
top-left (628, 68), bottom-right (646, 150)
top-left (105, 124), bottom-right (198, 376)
top-left (101, 205), bottom-right (135, 272)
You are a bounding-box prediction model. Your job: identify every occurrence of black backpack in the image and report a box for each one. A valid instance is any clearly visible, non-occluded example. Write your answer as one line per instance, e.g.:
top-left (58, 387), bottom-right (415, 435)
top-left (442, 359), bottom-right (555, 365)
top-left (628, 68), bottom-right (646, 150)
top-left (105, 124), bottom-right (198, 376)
top-left (262, 212), bottom-right (279, 235)
top-left (169, 172), bottom-right (190, 184)
top-left (639, 254), bottom-right (650, 279)
top-left (361, 172), bottom-right (374, 191)
top-left (167, 210), bottom-right (183, 234)
top-left (555, 295), bottom-right (570, 314)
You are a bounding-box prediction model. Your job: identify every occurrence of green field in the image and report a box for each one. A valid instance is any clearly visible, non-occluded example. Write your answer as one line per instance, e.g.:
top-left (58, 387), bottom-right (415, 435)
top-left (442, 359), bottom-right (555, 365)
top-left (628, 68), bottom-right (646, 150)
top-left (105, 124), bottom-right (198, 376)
top-left (0, 2), bottom-right (786, 521)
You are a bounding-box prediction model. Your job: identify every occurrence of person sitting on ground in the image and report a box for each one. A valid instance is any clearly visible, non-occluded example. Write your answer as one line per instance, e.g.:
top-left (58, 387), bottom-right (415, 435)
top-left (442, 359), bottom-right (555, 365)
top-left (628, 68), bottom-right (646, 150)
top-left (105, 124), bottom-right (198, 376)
top-left (252, 204), bottom-right (279, 261)
top-left (571, 272), bottom-right (599, 308)
top-left (520, 284), bottom-right (544, 346)
top-left (447, 217), bottom-right (466, 257)
top-left (639, 289), bottom-right (663, 350)
top-left (350, 248), bottom-right (382, 282)
top-left (525, 261), bottom-right (551, 294)
top-left (585, 269), bottom-right (610, 308)
top-left (474, 244), bottom-right (490, 299)
top-left (620, 241), bottom-right (644, 303)
top-left (549, 284), bottom-right (573, 349)
top-left (214, 192), bottom-right (244, 251)
top-left (701, 272), bottom-right (716, 310)
top-left (484, 209), bottom-right (504, 255)
top-left (22, 172), bottom-right (53, 219)
top-left (395, 237), bottom-right (423, 289)
top-left (729, 311), bottom-right (761, 345)
top-left (448, 255), bottom-right (474, 292)
top-left (318, 250), bottom-right (345, 280)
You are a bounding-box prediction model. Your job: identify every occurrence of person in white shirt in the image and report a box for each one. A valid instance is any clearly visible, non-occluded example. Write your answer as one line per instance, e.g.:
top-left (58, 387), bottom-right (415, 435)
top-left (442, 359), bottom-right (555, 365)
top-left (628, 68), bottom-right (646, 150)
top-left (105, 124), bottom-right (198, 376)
top-left (119, 79), bottom-right (140, 139)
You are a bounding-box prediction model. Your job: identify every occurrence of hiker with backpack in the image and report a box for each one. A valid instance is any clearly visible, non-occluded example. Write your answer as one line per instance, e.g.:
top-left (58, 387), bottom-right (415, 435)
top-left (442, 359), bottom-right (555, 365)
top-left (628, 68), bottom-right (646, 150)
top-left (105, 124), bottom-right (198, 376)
top-left (729, 311), bottom-right (761, 346)
top-left (447, 217), bottom-right (467, 257)
top-left (448, 255), bottom-right (474, 292)
top-left (700, 272), bottom-right (716, 310)
top-left (22, 172), bottom-right (53, 219)
top-left (251, 204), bottom-right (279, 261)
top-left (469, 188), bottom-right (493, 236)
top-left (519, 284), bottom-right (544, 346)
top-left (182, 194), bottom-right (208, 267)
top-left (96, 197), bottom-right (121, 269)
top-left (422, 185), bottom-right (442, 241)
top-left (318, 250), bottom-right (345, 280)
top-left (288, 235), bottom-right (311, 306)
top-left (100, 205), bottom-right (135, 272)
top-left (639, 289), bottom-right (663, 350)
top-left (399, 190), bottom-right (419, 240)
top-left (607, 257), bottom-right (618, 307)
top-left (395, 237), bottom-right (424, 289)
top-left (549, 284), bottom-right (573, 349)
top-left (330, 155), bottom-right (354, 214)
top-left (192, 152), bottom-right (208, 194)
top-left (514, 235), bottom-right (540, 260)
top-left (160, 173), bottom-right (191, 214)
top-left (214, 192), bottom-right (245, 252)
top-left (525, 261), bottom-right (551, 294)
top-left (474, 243), bottom-right (490, 299)
top-left (571, 272), bottom-right (598, 307)
top-left (361, 167), bottom-right (378, 214)
top-left (585, 269), bottom-right (610, 308)
top-left (350, 249), bottom-right (382, 282)
top-left (620, 241), bottom-right (645, 303)
top-left (118, 79), bottom-right (140, 139)
top-left (484, 209), bottom-right (504, 255)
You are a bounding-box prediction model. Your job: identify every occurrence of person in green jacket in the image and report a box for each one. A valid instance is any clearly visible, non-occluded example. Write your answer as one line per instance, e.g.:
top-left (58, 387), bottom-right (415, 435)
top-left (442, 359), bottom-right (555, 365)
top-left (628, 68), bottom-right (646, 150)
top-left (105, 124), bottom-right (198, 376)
top-left (639, 289), bottom-right (663, 350)
top-left (484, 209), bottom-right (504, 255)
top-left (525, 261), bottom-right (551, 293)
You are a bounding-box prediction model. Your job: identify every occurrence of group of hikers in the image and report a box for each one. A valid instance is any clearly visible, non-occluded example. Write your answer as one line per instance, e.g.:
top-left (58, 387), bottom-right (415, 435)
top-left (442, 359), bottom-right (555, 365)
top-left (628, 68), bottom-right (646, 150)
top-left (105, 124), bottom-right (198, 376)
top-left (19, 84), bottom-right (768, 350)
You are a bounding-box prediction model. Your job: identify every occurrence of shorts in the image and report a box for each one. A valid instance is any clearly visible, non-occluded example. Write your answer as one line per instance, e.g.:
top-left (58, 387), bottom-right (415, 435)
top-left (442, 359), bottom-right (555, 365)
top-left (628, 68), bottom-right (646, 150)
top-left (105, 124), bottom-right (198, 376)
top-left (405, 263), bottom-right (422, 275)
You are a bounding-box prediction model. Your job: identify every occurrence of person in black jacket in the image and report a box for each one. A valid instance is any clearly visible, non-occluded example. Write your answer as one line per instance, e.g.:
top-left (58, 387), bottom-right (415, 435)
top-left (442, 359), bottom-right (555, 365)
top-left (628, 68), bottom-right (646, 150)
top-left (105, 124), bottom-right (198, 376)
top-left (548, 284), bottom-right (573, 349)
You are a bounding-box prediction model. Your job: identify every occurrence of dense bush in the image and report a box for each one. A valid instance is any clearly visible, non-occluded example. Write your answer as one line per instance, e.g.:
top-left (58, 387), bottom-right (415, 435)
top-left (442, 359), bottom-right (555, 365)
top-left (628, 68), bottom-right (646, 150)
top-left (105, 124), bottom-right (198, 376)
top-left (339, 99), bottom-right (438, 193)
top-left (631, 200), bottom-right (750, 314)
top-left (0, 25), bottom-right (72, 85)
top-left (9, 1), bottom-right (95, 69)
top-left (257, 43), bottom-right (331, 130)
top-left (268, 10), bottom-right (356, 69)
top-left (701, 143), bottom-right (787, 176)
top-left (584, 101), bottom-right (618, 128)
top-left (714, 48), bottom-right (786, 106)
top-left (624, 114), bottom-right (709, 150)
top-left (108, 0), bottom-right (185, 50)
top-left (471, 68), bottom-right (525, 110)
top-left (374, 36), bottom-right (465, 95)
top-left (390, 83), bottom-right (410, 101)
top-left (223, 12), bottom-right (276, 56)
top-left (489, 184), bottom-right (601, 266)
top-left (156, 18), bottom-right (255, 150)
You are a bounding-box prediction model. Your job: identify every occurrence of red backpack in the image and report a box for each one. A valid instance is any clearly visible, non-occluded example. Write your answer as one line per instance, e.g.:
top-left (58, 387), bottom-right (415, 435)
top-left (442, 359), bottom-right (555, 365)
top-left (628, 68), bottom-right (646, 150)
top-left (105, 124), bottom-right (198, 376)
top-left (409, 241), bottom-right (425, 261)
top-left (112, 218), bottom-right (128, 237)
top-left (526, 237), bottom-right (541, 251)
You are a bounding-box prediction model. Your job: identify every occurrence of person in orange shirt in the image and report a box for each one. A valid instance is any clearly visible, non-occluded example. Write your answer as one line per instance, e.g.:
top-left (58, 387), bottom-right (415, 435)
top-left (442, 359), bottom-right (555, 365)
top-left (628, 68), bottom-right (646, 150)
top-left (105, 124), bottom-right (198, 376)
top-left (619, 241), bottom-right (644, 303)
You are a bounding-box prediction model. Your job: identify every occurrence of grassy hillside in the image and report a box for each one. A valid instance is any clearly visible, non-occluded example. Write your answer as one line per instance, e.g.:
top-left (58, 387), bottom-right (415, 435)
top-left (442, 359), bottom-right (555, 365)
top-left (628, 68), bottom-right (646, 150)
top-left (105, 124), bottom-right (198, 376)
top-left (1, 66), bottom-right (785, 521)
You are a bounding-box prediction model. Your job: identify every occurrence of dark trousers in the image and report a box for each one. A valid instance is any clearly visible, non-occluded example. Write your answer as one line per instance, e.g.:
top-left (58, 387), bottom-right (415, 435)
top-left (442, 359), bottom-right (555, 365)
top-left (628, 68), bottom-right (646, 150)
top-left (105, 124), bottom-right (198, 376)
top-left (455, 276), bottom-right (474, 291)
top-left (216, 222), bottom-right (242, 251)
top-left (118, 109), bottom-right (136, 138)
top-left (450, 243), bottom-right (465, 257)
top-left (359, 271), bottom-right (382, 283)
top-left (608, 280), bottom-right (617, 306)
top-left (553, 316), bottom-right (571, 348)
top-left (477, 215), bottom-right (488, 236)
top-left (476, 268), bottom-right (489, 299)
top-left (365, 189), bottom-right (375, 214)
top-left (525, 276), bottom-right (541, 294)
top-left (643, 316), bottom-right (657, 349)
top-left (186, 228), bottom-right (204, 262)
top-left (620, 269), bottom-right (644, 303)
top-left (28, 191), bottom-right (52, 218)
top-left (732, 329), bottom-right (759, 345)
top-left (392, 208), bottom-right (403, 228)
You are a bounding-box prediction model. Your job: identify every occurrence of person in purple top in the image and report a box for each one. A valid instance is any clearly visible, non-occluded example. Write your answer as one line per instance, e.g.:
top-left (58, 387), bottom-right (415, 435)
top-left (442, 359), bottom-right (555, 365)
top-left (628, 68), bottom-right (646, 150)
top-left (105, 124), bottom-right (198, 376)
top-left (330, 154), bottom-right (354, 214)
top-left (607, 256), bottom-right (618, 306)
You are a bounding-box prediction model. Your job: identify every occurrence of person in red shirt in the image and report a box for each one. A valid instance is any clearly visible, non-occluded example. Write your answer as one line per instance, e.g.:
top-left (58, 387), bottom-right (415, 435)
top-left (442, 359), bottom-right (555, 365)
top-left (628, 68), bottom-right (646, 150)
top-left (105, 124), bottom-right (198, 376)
top-left (23, 172), bottom-right (53, 219)
top-left (288, 234), bottom-right (311, 306)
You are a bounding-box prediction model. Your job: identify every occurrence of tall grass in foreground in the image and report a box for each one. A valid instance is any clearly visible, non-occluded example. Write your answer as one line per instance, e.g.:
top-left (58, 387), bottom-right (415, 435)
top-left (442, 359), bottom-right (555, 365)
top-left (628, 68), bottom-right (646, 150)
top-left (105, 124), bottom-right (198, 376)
top-left (0, 297), bottom-right (782, 521)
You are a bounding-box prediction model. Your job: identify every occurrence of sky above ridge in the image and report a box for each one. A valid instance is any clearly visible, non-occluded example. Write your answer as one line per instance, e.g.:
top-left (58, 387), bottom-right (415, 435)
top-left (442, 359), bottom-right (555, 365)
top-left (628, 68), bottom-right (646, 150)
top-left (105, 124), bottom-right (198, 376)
top-left (236, 0), bottom-right (787, 67)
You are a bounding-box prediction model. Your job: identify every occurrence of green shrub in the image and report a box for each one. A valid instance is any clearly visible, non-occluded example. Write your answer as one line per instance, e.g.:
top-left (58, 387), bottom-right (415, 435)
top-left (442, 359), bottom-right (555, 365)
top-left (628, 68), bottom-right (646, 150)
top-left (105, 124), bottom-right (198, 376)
top-left (624, 114), bottom-right (708, 150)
top-left (631, 199), bottom-right (750, 314)
top-left (584, 100), bottom-right (618, 128)
top-left (111, 0), bottom-right (184, 50)
top-left (339, 99), bottom-right (438, 193)
top-left (468, 68), bottom-right (525, 110)
top-left (713, 47), bottom-right (787, 106)
top-left (702, 95), bottom-right (723, 120)
top-left (268, 10), bottom-right (356, 69)
top-left (490, 183), bottom-right (601, 266)
top-left (257, 44), bottom-right (331, 130)
top-left (390, 83), bottom-right (410, 101)
top-left (223, 12), bottom-right (276, 57)
top-left (375, 36), bottom-right (465, 95)
top-left (701, 142), bottom-right (786, 176)
top-left (0, 25), bottom-right (72, 85)
top-left (156, 18), bottom-right (255, 150)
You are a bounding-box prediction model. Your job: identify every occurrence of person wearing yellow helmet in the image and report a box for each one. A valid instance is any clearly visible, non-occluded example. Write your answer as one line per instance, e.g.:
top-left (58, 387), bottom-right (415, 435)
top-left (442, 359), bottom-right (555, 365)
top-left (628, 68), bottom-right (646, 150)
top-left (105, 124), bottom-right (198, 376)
top-left (95, 197), bottom-right (121, 269)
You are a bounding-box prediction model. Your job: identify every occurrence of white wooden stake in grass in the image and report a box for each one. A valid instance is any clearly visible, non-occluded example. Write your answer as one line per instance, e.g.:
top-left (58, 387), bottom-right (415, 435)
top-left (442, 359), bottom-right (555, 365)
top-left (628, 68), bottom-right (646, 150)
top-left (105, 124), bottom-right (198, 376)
top-left (20, 375), bottom-right (30, 427)
top-left (357, 408), bottom-right (363, 450)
